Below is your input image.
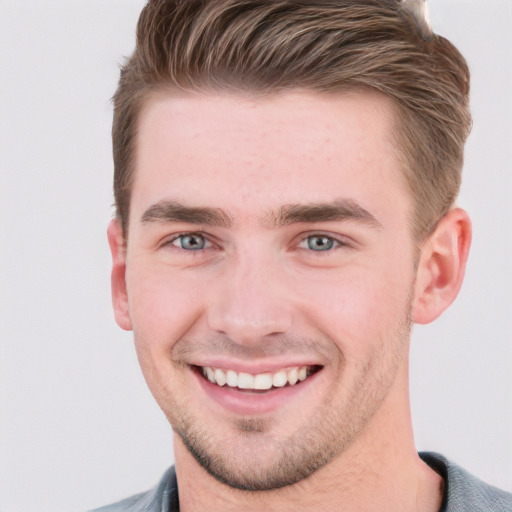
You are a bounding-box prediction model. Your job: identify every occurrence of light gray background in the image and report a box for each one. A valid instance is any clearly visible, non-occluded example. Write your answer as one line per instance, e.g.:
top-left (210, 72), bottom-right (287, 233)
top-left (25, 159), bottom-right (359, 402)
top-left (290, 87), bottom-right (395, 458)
top-left (0, 1), bottom-right (511, 511)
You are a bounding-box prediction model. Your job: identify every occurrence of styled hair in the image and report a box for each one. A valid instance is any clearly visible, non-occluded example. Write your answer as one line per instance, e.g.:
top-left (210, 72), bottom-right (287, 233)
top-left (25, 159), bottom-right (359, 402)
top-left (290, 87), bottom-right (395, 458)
top-left (112, 0), bottom-right (471, 240)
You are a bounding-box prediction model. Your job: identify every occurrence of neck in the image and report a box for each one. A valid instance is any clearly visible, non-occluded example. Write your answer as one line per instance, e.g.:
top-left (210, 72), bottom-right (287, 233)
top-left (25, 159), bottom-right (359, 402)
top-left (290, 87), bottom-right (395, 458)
top-left (175, 367), bottom-right (444, 512)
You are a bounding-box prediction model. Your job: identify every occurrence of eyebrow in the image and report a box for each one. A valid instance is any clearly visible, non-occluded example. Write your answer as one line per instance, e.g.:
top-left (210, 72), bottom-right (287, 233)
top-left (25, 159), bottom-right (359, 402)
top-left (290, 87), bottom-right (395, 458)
top-left (141, 201), bottom-right (233, 228)
top-left (140, 199), bottom-right (381, 230)
top-left (266, 200), bottom-right (383, 229)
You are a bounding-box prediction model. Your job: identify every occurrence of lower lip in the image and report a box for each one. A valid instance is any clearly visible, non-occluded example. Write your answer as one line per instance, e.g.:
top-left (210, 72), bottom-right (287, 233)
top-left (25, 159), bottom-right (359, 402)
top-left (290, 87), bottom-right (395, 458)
top-left (193, 368), bottom-right (320, 416)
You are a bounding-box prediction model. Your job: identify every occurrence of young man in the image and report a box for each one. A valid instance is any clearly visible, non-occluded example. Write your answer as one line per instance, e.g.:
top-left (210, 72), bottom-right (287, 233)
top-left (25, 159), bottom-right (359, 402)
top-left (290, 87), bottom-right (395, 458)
top-left (96, 0), bottom-right (511, 510)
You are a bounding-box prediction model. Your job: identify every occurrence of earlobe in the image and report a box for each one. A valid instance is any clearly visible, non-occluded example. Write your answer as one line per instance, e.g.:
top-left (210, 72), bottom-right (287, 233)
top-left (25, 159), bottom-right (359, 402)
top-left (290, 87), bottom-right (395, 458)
top-left (107, 219), bottom-right (133, 331)
top-left (412, 208), bottom-right (472, 325)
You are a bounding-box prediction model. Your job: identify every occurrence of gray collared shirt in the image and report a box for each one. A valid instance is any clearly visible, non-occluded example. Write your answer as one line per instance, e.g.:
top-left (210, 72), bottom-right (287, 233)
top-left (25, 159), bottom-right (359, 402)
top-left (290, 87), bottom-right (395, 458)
top-left (91, 452), bottom-right (512, 511)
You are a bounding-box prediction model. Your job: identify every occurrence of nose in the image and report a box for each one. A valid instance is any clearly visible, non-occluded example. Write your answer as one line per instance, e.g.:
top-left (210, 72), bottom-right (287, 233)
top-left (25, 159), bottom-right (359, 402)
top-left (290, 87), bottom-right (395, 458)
top-left (207, 250), bottom-right (292, 345)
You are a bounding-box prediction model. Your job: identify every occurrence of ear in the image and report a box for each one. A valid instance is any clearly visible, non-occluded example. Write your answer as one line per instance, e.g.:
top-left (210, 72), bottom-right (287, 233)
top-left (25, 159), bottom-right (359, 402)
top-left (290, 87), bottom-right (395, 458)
top-left (412, 208), bottom-right (472, 324)
top-left (107, 219), bottom-right (133, 331)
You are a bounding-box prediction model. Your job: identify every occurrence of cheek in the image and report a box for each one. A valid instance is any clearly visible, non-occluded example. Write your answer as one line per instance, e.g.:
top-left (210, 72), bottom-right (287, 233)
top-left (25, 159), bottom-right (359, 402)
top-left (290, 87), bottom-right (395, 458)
top-left (294, 264), bottom-right (414, 357)
top-left (126, 267), bottom-right (208, 399)
top-left (126, 265), bottom-right (206, 351)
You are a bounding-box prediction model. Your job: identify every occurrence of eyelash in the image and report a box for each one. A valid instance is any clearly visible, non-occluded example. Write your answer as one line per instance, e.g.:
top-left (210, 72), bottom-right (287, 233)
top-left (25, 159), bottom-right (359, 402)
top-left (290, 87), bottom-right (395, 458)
top-left (162, 232), bottom-right (350, 254)
top-left (165, 232), bottom-right (213, 251)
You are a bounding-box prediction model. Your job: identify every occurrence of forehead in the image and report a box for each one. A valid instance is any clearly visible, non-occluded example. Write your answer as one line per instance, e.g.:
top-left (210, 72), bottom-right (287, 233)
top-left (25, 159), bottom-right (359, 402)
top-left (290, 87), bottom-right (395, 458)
top-left (131, 90), bottom-right (409, 227)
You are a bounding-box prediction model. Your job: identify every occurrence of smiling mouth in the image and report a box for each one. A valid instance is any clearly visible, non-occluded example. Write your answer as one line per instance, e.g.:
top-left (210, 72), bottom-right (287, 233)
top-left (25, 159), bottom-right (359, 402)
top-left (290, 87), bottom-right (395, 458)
top-left (195, 365), bottom-right (322, 392)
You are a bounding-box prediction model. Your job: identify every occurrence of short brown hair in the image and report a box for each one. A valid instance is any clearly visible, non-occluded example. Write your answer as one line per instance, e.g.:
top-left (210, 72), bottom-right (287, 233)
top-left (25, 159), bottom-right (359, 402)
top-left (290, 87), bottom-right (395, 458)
top-left (112, 0), bottom-right (471, 240)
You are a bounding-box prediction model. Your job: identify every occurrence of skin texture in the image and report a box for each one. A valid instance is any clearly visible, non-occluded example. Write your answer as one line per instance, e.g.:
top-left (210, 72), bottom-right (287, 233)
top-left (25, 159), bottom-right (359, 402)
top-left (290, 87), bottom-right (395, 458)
top-left (108, 91), bottom-right (471, 511)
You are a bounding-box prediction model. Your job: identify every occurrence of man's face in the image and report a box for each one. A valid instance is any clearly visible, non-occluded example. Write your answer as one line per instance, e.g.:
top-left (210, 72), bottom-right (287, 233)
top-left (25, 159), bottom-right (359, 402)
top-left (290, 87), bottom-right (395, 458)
top-left (117, 91), bottom-right (419, 490)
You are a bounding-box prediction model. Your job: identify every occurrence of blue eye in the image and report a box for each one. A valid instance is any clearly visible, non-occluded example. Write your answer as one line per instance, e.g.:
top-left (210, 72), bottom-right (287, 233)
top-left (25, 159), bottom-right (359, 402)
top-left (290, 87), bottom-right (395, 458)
top-left (306, 235), bottom-right (336, 251)
top-left (173, 234), bottom-right (207, 250)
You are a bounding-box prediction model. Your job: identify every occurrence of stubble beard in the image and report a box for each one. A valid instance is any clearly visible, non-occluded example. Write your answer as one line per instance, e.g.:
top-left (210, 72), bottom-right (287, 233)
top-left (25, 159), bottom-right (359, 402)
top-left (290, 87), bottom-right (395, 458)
top-left (170, 404), bottom-right (354, 491)
top-left (159, 329), bottom-right (411, 491)
top-left (146, 293), bottom-right (414, 492)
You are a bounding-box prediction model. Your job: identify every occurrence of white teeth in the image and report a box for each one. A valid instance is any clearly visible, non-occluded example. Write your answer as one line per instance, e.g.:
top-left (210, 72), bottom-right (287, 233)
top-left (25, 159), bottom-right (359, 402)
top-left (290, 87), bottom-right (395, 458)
top-left (272, 370), bottom-right (288, 388)
top-left (287, 368), bottom-right (298, 385)
top-left (254, 373), bottom-right (273, 390)
top-left (205, 367), bottom-right (215, 383)
top-left (238, 372), bottom-right (254, 389)
top-left (226, 369), bottom-right (238, 387)
top-left (201, 365), bottom-right (313, 390)
top-left (214, 368), bottom-right (227, 387)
